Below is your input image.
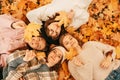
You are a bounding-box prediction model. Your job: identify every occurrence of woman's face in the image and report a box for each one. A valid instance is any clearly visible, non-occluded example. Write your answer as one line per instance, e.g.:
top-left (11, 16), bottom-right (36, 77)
top-left (28, 37), bottom-right (46, 50)
top-left (47, 48), bottom-right (63, 67)
top-left (62, 34), bottom-right (79, 50)
top-left (46, 22), bottom-right (61, 39)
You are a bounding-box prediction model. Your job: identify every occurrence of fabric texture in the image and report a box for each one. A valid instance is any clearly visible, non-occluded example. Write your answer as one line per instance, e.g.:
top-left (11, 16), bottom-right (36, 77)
top-left (5, 70), bottom-right (23, 80)
top-left (24, 71), bottom-right (58, 80)
top-left (0, 14), bottom-right (26, 54)
top-left (0, 14), bottom-right (26, 67)
top-left (4, 50), bottom-right (58, 80)
top-left (105, 66), bottom-right (120, 80)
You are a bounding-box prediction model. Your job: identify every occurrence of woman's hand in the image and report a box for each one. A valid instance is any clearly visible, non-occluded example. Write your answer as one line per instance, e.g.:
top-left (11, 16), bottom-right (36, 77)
top-left (100, 56), bottom-right (112, 69)
top-left (72, 56), bottom-right (84, 66)
top-left (67, 10), bottom-right (74, 20)
top-left (19, 77), bottom-right (25, 80)
top-left (23, 50), bottom-right (36, 62)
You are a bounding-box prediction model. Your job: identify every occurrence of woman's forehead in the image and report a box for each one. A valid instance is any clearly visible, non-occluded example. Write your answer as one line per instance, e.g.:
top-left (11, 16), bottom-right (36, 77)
top-left (63, 34), bottom-right (71, 41)
top-left (32, 36), bottom-right (44, 40)
top-left (52, 48), bottom-right (62, 54)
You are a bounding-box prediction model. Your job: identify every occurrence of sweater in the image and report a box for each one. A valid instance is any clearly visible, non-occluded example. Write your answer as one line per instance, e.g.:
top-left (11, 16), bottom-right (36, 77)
top-left (26, 0), bottom-right (92, 30)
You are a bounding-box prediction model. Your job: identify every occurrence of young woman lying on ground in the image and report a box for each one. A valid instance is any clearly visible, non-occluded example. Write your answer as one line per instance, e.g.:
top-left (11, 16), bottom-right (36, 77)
top-left (0, 14), bottom-right (46, 67)
top-left (59, 33), bottom-right (120, 80)
top-left (26, 0), bottom-right (92, 45)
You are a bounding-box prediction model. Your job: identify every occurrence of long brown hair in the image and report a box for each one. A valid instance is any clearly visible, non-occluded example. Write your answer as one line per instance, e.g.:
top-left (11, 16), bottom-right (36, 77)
top-left (44, 13), bottom-right (60, 32)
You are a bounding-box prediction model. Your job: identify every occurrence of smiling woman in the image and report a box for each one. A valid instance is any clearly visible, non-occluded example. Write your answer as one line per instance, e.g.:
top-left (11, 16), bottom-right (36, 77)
top-left (59, 33), bottom-right (120, 80)
top-left (47, 46), bottom-right (66, 67)
top-left (26, 36), bottom-right (46, 51)
top-left (26, 0), bottom-right (92, 45)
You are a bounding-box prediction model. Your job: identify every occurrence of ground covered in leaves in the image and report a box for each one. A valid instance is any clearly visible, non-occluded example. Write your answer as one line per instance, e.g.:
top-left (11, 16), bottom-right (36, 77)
top-left (0, 0), bottom-right (120, 80)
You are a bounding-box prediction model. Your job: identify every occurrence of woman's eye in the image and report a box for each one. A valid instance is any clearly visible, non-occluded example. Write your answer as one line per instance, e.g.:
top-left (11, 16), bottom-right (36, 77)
top-left (58, 55), bottom-right (61, 58)
top-left (31, 42), bottom-right (34, 45)
top-left (69, 37), bottom-right (72, 40)
top-left (53, 50), bottom-right (56, 53)
top-left (65, 42), bottom-right (69, 45)
top-left (56, 32), bottom-right (58, 36)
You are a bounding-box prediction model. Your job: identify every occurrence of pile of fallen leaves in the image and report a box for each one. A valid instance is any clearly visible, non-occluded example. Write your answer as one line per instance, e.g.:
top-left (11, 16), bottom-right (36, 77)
top-left (0, 0), bottom-right (52, 23)
top-left (1, 0), bottom-right (120, 80)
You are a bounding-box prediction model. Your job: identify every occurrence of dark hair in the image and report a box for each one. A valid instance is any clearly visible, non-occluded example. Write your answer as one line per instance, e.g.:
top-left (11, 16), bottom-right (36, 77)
top-left (41, 14), bottom-right (67, 45)
top-left (44, 13), bottom-right (60, 30)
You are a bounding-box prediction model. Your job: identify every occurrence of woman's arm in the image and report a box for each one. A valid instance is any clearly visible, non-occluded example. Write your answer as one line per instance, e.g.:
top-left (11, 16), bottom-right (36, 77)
top-left (83, 41), bottom-right (116, 59)
top-left (26, 4), bottom-right (51, 25)
top-left (83, 41), bottom-right (116, 69)
top-left (70, 6), bottom-right (90, 30)
top-left (8, 57), bottom-right (24, 73)
top-left (0, 14), bottom-right (17, 28)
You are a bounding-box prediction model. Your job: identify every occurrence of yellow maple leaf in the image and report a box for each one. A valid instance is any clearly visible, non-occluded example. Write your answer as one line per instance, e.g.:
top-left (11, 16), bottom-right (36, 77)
top-left (10, 3), bottom-right (18, 10)
top-left (36, 51), bottom-right (46, 60)
top-left (65, 48), bottom-right (78, 60)
top-left (66, 26), bottom-right (76, 34)
top-left (55, 11), bottom-right (71, 27)
top-left (24, 22), bottom-right (42, 42)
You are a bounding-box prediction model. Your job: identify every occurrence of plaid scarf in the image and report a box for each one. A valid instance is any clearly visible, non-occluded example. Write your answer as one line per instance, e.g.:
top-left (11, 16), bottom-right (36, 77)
top-left (24, 71), bottom-right (58, 80)
top-left (6, 50), bottom-right (58, 80)
top-left (7, 50), bottom-right (25, 63)
top-left (5, 70), bottom-right (23, 80)
top-left (6, 70), bottom-right (58, 80)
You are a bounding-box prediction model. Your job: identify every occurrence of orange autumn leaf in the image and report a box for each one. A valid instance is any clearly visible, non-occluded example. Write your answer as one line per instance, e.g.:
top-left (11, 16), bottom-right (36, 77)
top-left (58, 68), bottom-right (66, 80)
top-left (109, 0), bottom-right (119, 11)
top-left (66, 26), bottom-right (76, 34)
top-left (17, 0), bottom-right (26, 9)
top-left (115, 46), bottom-right (120, 59)
top-left (61, 61), bottom-right (70, 79)
top-left (27, 1), bottom-right (38, 10)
